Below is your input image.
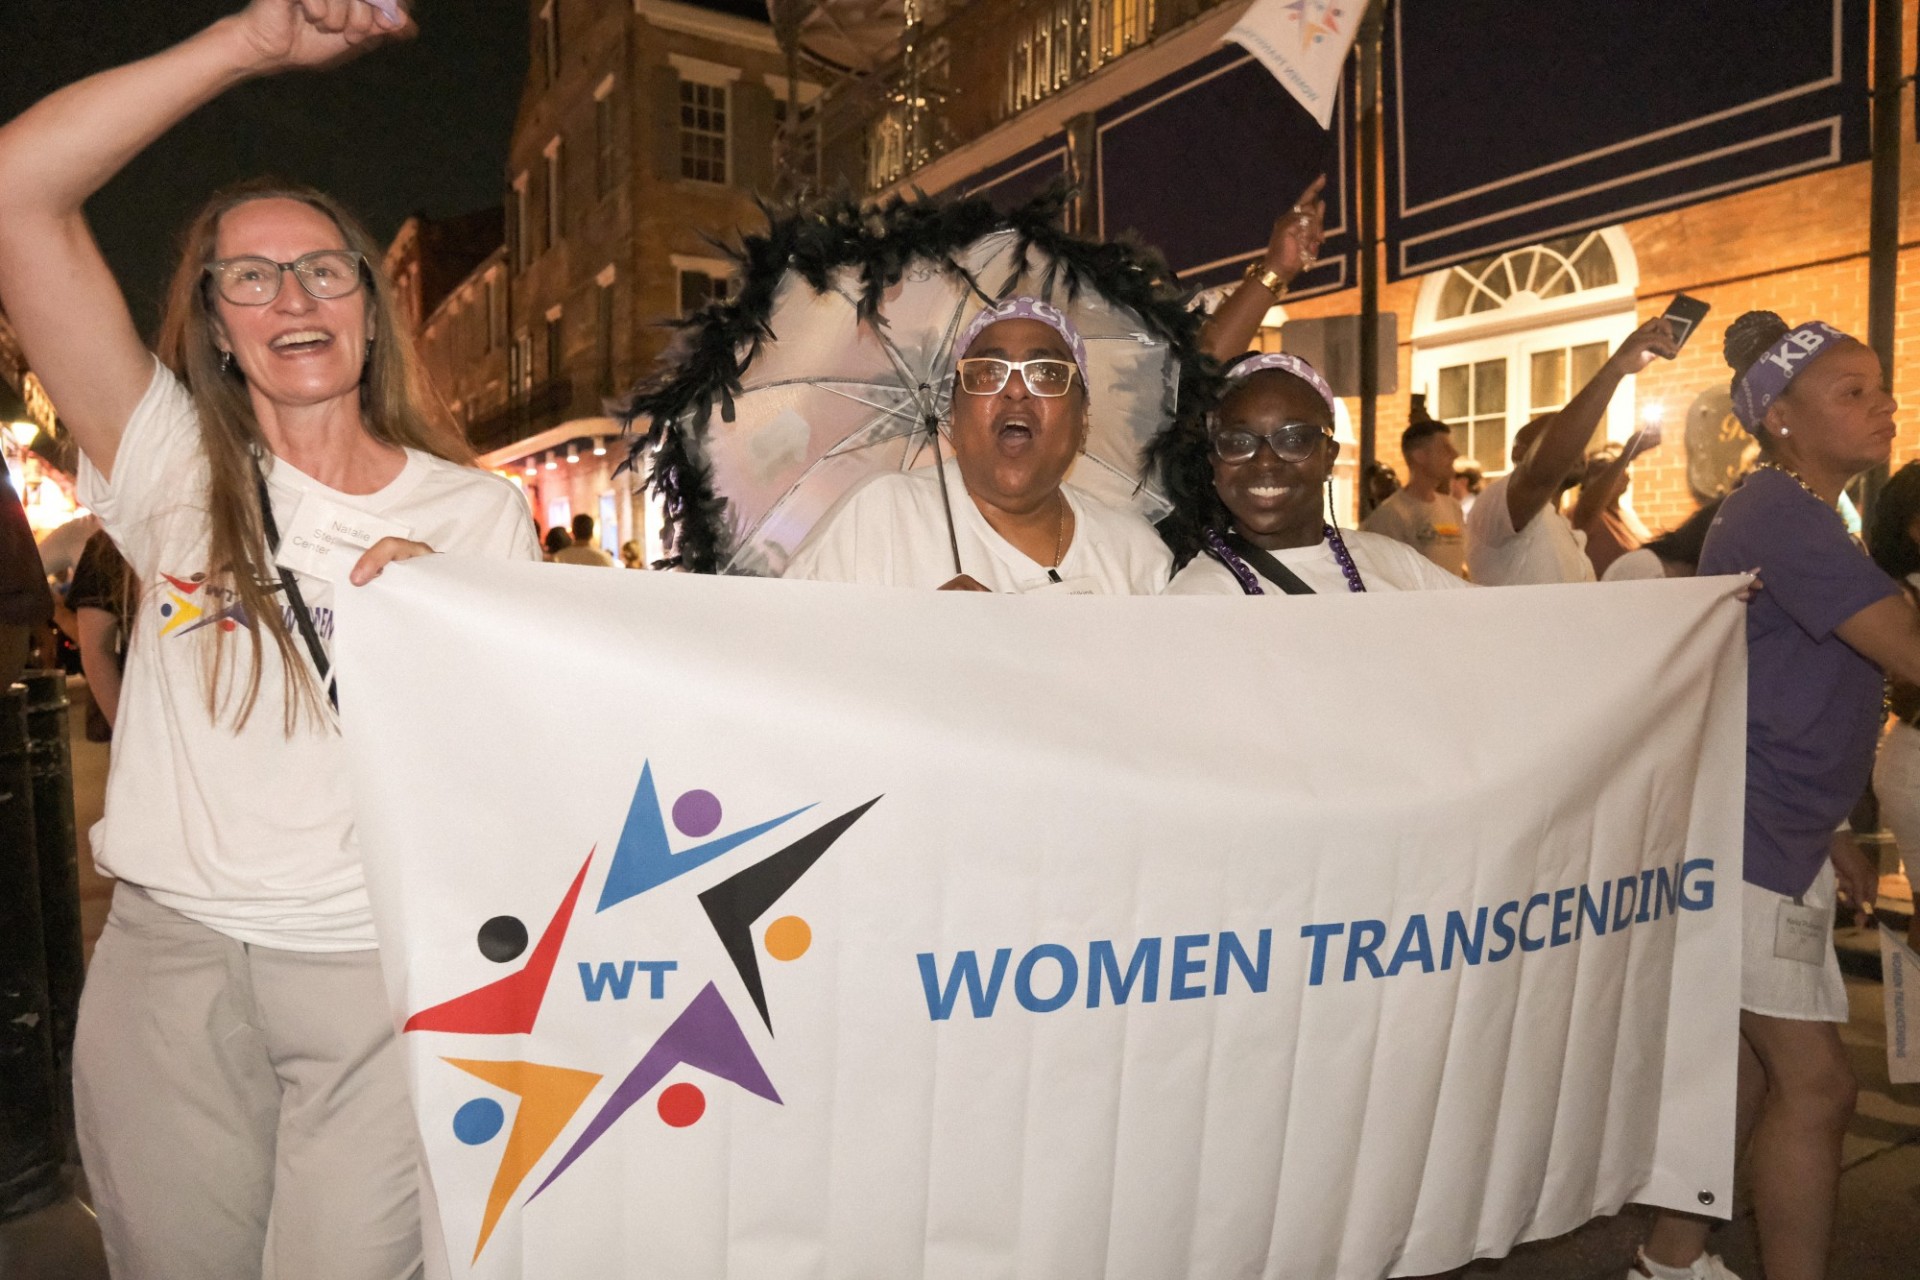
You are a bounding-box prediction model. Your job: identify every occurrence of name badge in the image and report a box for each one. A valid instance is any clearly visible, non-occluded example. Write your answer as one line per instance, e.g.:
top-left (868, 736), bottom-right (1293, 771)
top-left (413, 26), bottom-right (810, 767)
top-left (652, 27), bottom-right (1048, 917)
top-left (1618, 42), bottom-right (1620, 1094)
top-left (1774, 897), bottom-right (1830, 965)
top-left (1023, 574), bottom-right (1103, 596)
top-left (272, 491), bottom-right (412, 585)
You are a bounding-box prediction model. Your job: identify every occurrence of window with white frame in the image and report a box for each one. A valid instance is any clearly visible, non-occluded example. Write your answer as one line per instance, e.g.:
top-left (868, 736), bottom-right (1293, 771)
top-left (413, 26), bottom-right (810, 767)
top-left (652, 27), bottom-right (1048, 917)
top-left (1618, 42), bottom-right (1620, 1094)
top-left (674, 256), bottom-right (735, 316)
top-left (1411, 228), bottom-right (1640, 476)
top-left (679, 80), bottom-right (729, 184)
top-left (539, 1), bottom-right (559, 85)
top-left (543, 137), bottom-right (564, 249)
top-left (594, 76), bottom-right (617, 199)
top-left (509, 173), bottom-right (529, 270)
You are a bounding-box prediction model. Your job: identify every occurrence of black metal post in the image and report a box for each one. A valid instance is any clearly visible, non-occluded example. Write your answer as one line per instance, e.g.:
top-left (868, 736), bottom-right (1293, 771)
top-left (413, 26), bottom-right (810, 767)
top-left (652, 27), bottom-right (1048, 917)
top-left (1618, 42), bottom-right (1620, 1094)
top-left (0, 684), bottom-right (62, 1221)
top-left (1862, 0), bottom-right (1903, 522)
top-left (22, 671), bottom-right (81, 1152)
top-left (1357, 2), bottom-right (1383, 522)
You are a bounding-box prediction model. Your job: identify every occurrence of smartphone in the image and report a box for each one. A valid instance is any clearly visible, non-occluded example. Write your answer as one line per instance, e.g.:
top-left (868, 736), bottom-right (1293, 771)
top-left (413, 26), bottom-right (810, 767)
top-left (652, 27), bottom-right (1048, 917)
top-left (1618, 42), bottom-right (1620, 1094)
top-left (1660, 293), bottom-right (1712, 353)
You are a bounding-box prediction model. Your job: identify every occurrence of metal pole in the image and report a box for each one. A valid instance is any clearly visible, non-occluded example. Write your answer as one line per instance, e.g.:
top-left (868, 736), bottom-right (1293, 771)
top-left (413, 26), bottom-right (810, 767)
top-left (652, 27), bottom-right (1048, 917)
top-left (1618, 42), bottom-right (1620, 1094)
top-left (1356, 2), bottom-right (1383, 523)
top-left (1862, 0), bottom-right (1902, 521)
top-left (0, 684), bottom-right (61, 1221)
top-left (22, 671), bottom-right (80, 1154)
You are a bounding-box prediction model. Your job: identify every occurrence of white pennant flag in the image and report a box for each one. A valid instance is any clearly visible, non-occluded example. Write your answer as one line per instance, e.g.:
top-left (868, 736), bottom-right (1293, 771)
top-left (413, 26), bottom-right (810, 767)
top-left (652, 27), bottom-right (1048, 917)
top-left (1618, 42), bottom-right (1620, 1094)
top-left (1227, 0), bottom-right (1369, 128)
top-left (1882, 926), bottom-right (1920, 1084)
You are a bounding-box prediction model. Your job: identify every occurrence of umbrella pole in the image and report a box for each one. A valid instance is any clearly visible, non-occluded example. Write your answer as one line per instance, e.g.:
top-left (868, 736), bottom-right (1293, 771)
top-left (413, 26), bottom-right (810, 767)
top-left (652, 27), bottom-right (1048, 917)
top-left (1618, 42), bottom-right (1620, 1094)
top-left (925, 416), bottom-right (964, 577)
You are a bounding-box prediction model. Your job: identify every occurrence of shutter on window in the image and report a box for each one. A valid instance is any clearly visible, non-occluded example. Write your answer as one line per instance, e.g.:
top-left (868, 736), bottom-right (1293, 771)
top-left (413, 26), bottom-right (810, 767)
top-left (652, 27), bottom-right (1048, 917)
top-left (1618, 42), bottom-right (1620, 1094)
top-left (733, 79), bottom-right (776, 194)
top-left (653, 68), bottom-right (682, 181)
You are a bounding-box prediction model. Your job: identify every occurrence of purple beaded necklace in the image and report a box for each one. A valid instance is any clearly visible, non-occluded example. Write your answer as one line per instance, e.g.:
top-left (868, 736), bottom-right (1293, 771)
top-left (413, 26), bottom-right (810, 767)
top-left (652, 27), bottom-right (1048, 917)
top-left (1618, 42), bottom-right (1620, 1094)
top-left (1202, 525), bottom-right (1367, 595)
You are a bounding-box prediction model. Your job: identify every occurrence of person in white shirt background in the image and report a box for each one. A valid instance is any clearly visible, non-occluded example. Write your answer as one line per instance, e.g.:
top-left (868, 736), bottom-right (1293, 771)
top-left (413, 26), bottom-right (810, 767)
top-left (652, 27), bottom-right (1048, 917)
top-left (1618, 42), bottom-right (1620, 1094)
top-left (0, 2), bottom-right (540, 1275)
top-left (1867, 460), bottom-right (1920, 958)
top-left (785, 296), bottom-right (1170, 595)
top-left (1464, 317), bottom-right (1677, 586)
top-left (1160, 352), bottom-right (1467, 597)
top-left (1602, 497), bottom-right (1724, 582)
top-left (1361, 414), bottom-right (1469, 578)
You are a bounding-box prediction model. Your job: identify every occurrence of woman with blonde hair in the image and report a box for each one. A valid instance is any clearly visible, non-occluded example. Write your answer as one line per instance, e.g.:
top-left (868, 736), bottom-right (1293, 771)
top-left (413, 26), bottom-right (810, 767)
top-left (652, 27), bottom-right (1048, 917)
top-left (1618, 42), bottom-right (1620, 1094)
top-left (0, 2), bottom-right (538, 1274)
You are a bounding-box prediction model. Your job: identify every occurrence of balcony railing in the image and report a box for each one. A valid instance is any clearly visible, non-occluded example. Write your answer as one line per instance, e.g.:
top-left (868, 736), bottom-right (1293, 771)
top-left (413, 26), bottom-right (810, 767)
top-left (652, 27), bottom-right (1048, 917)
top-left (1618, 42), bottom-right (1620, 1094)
top-left (467, 379), bottom-right (578, 455)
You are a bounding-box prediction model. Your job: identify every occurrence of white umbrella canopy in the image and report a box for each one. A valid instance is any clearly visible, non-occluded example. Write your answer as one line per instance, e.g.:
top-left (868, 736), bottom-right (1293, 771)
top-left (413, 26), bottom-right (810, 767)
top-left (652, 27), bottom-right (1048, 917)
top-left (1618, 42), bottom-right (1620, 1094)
top-left (628, 197), bottom-right (1198, 578)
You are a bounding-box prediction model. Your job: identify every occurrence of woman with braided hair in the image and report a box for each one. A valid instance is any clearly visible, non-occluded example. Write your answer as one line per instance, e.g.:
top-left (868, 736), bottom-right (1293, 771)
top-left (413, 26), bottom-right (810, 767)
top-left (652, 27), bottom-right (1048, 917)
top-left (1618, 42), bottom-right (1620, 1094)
top-left (1158, 352), bottom-right (1467, 596)
top-left (1635, 310), bottom-right (1913, 1280)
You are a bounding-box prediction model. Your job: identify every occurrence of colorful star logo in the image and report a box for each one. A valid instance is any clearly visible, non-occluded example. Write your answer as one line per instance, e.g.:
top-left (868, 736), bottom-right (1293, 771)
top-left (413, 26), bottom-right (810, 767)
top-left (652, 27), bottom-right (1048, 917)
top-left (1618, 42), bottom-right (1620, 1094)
top-left (400, 761), bottom-right (880, 1260)
top-left (1282, 0), bottom-right (1345, 50)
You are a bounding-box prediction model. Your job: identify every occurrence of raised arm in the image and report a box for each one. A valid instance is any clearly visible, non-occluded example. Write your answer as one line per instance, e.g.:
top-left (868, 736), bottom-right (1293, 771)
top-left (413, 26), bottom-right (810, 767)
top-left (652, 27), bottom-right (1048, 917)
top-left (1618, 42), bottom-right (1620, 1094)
top-left (1198, 175), bottom-right (1325, 364)
top-left (0, 0), bottom-right (407, 480)
top-left (1569, 422), bottom-right (1662, 529)
top-left (1507, 317), bottom-right (1676, 532)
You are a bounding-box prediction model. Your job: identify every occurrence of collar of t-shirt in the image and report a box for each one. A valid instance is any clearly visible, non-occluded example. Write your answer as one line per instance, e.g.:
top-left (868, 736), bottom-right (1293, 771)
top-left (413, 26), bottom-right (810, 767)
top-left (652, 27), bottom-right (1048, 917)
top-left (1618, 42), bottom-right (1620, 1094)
top-left (954, 473), bottom-right (1095, 590)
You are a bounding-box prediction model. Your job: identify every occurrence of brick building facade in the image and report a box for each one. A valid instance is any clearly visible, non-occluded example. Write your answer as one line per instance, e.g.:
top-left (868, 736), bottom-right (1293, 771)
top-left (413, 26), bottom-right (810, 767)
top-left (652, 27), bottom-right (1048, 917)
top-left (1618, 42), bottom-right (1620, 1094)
top-left (405, 0), bottom-right (810, 559)
top-left (807, 0), bottom-right (1920, 537)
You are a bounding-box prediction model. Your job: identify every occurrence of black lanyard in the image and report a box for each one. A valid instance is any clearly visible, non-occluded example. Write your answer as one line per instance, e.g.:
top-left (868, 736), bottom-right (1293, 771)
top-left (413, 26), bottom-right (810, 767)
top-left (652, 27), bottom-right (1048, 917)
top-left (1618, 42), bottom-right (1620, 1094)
top-left (251, 460), bottom-right (338, 711)
top-left (1221, 531), bottom-right (1317, 595)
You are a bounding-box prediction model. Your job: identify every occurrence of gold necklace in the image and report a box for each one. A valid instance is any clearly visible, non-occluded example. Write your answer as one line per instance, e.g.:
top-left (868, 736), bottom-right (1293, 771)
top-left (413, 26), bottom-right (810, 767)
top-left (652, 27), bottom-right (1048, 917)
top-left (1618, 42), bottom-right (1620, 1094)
top-left (1756, 460), bottom-right (1830, 507)
top-left (1051, 492), bottom-right (1069, 568)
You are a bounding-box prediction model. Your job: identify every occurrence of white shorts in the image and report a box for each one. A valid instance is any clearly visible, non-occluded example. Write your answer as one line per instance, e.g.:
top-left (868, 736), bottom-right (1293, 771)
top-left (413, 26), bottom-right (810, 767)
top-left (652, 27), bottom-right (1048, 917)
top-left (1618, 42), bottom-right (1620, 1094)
top-left (1740, 859), bottom-right (1849, 1022)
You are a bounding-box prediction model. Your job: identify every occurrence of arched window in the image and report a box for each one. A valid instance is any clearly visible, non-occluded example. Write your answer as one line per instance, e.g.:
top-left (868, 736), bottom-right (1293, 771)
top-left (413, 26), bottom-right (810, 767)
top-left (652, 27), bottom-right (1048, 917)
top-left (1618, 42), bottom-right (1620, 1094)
top-left (1411, 228), bottom-right (1640, 474)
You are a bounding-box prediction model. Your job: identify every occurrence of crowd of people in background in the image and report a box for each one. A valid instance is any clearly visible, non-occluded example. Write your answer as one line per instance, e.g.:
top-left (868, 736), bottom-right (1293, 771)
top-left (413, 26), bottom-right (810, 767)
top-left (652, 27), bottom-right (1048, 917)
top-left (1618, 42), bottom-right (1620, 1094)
top-left (1, 5), bottom-right (1918, 1280)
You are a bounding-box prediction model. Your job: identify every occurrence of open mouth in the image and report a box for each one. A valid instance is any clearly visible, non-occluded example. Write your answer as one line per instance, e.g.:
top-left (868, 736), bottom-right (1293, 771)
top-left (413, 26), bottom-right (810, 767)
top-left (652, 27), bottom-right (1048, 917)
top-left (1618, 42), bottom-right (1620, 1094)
top-left (994, 413), bottom-right (1037, 451)
top-left (269, 329), bottom-right (335, 355)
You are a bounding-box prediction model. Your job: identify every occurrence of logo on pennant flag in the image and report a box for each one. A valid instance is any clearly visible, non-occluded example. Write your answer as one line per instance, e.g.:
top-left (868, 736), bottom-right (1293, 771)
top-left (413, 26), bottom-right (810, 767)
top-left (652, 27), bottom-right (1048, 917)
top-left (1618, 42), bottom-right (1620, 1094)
top-left (400, 759), bottom-right (881, 1261)
top-left (1227, 0), bottom-right (1368, 127)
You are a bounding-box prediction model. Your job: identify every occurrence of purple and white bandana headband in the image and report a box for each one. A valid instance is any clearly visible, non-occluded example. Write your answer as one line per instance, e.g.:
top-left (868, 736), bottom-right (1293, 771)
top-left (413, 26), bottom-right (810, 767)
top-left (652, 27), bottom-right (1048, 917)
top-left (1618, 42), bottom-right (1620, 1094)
top-left (1225, 351), bottom-right (1337, 420)
top-left (954, 296), bottom-right (1091, 387)
top-left (1731, 321), bottom-right (1855, 433)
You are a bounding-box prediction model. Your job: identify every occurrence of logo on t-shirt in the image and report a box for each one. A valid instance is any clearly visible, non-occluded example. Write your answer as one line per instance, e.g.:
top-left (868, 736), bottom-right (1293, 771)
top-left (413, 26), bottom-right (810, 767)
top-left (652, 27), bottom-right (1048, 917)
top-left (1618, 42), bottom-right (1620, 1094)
top-left (154, 569), bottom-right (334, 646)
top-left (155, 571), bottom-right (253, 637)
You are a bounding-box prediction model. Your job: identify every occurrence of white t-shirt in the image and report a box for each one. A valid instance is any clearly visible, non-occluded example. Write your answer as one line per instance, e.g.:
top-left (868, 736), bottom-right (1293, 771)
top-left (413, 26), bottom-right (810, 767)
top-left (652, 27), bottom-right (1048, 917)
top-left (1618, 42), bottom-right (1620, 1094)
top-left (553, 543), bottom-right (615, 567)
top-left (1464, 473), bottom-right (1595, 586)
top-left (784, 462), bottom-right (1171, 595)
top-left (1165, 528), bottom-right (1471, 595)
top-left (79, 360), bottom-right (541, 950)
top-left (1601, 546), bottom-right (1667, 582)
top-left (1359, 487), bottom-right (1468, 578)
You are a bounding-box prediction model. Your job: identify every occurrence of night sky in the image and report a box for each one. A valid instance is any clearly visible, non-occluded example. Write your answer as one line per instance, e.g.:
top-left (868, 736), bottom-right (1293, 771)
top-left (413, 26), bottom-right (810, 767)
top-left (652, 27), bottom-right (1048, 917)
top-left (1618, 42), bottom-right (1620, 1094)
top-left (0, 0), bottom-right (529, 338)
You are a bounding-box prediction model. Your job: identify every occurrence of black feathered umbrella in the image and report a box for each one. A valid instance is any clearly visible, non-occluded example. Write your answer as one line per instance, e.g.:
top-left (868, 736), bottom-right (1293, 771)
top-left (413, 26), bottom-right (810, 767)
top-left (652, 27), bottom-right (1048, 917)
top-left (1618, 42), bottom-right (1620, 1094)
top-left (620, 189), bottom-right (1216, 576)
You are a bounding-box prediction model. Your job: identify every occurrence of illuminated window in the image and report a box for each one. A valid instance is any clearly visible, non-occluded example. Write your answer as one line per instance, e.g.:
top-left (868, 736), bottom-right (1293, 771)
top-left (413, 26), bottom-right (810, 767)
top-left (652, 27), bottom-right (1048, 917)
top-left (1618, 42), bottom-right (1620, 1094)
top-left (1412, 229), bottom-right (1639, 475)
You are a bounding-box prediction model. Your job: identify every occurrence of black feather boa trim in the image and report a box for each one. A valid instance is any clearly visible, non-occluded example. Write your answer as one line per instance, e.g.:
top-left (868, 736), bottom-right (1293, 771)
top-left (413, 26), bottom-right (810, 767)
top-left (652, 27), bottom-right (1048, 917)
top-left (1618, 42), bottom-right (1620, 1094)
top-left (614, 184), bottom-right (1224, 575)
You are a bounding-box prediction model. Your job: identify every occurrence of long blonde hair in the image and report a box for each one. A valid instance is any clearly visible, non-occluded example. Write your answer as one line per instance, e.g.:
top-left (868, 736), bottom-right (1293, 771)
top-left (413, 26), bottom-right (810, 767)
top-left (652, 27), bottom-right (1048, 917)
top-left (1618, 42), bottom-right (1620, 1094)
top-left (154, 179), bottom-right (470, 733)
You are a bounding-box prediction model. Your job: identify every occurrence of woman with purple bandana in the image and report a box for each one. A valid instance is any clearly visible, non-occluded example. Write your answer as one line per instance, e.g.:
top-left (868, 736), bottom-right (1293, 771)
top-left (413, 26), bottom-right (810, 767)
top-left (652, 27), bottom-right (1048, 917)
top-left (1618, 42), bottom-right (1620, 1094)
top-left (1636, 312), bottom-right (1907, 1280)
top-left (1159, 352), bottom-right (1467, 596)
top-left (784, 296), bottom-right (1172, 593)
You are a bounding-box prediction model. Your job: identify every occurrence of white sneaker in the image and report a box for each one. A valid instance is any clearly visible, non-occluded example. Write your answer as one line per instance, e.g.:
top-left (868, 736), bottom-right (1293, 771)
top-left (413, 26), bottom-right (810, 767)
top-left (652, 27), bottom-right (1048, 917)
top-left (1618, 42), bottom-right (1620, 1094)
top-left (1628, 1247), bottom-right (1741, 1280)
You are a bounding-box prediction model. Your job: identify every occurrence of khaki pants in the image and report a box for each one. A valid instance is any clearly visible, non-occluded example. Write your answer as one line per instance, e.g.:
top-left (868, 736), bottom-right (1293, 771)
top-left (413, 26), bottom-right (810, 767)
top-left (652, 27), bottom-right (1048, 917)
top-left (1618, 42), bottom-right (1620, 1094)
top-left (74, 885), bottom-right (422, 1280)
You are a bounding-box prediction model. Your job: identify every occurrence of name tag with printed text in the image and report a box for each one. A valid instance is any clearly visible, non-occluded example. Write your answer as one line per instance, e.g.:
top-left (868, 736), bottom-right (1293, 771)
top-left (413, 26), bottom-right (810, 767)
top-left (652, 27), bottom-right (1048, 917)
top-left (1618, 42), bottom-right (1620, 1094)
top-left (273, 492), bottom-right (412, 585)
top-left (1774, 897), bottom-right (1830, 965)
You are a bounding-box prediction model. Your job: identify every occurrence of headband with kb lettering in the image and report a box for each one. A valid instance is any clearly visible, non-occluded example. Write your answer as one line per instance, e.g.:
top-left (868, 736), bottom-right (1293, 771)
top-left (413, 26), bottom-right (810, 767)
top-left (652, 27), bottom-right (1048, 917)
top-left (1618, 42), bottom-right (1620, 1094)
top-left (1731, 321), bottom-right (1854, 433)
top-left (1224, 351), bottom-right (1338, 421)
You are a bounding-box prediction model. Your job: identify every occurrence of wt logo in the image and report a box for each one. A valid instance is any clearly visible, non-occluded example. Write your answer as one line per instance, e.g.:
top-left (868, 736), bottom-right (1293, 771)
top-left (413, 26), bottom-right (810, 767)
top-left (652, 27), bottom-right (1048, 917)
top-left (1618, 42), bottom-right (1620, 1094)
top-left (578, 959), bottom-right (678, 1002)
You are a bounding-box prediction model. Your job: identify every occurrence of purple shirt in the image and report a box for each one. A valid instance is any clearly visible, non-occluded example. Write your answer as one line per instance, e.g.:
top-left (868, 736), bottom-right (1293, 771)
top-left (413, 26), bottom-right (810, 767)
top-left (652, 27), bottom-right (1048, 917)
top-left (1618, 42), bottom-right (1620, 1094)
top-left (1699, 468), bottom-right (1898, 896)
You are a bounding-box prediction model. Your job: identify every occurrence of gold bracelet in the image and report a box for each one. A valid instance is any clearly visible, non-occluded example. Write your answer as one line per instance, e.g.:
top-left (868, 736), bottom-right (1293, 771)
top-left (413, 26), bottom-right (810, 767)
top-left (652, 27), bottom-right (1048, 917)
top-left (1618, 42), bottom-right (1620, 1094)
top-left (1244, 261), bottom-right (1288, 298)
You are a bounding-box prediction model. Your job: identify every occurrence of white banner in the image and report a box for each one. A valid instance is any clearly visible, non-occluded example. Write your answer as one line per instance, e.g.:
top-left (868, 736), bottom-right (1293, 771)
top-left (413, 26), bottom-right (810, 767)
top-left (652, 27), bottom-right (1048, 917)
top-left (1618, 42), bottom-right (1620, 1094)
top-left (336, 561), bottom-right (1746, 1279)
top-left (1227, 0), bottom-right (1369, 128)
top-left (1882, 926), bottom-right (1920, 1084)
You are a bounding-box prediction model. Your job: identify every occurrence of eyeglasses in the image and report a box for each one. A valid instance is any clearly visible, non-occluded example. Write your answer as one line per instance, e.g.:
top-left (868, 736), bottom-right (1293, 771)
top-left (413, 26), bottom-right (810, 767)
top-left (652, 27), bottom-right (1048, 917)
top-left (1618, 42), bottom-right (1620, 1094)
top-left (956, 357), bottom-right (1080, 398)
top-left (1210, 421), bottom-right (1331, 465)
top-left (204, 250), bottom-right (367, 306)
